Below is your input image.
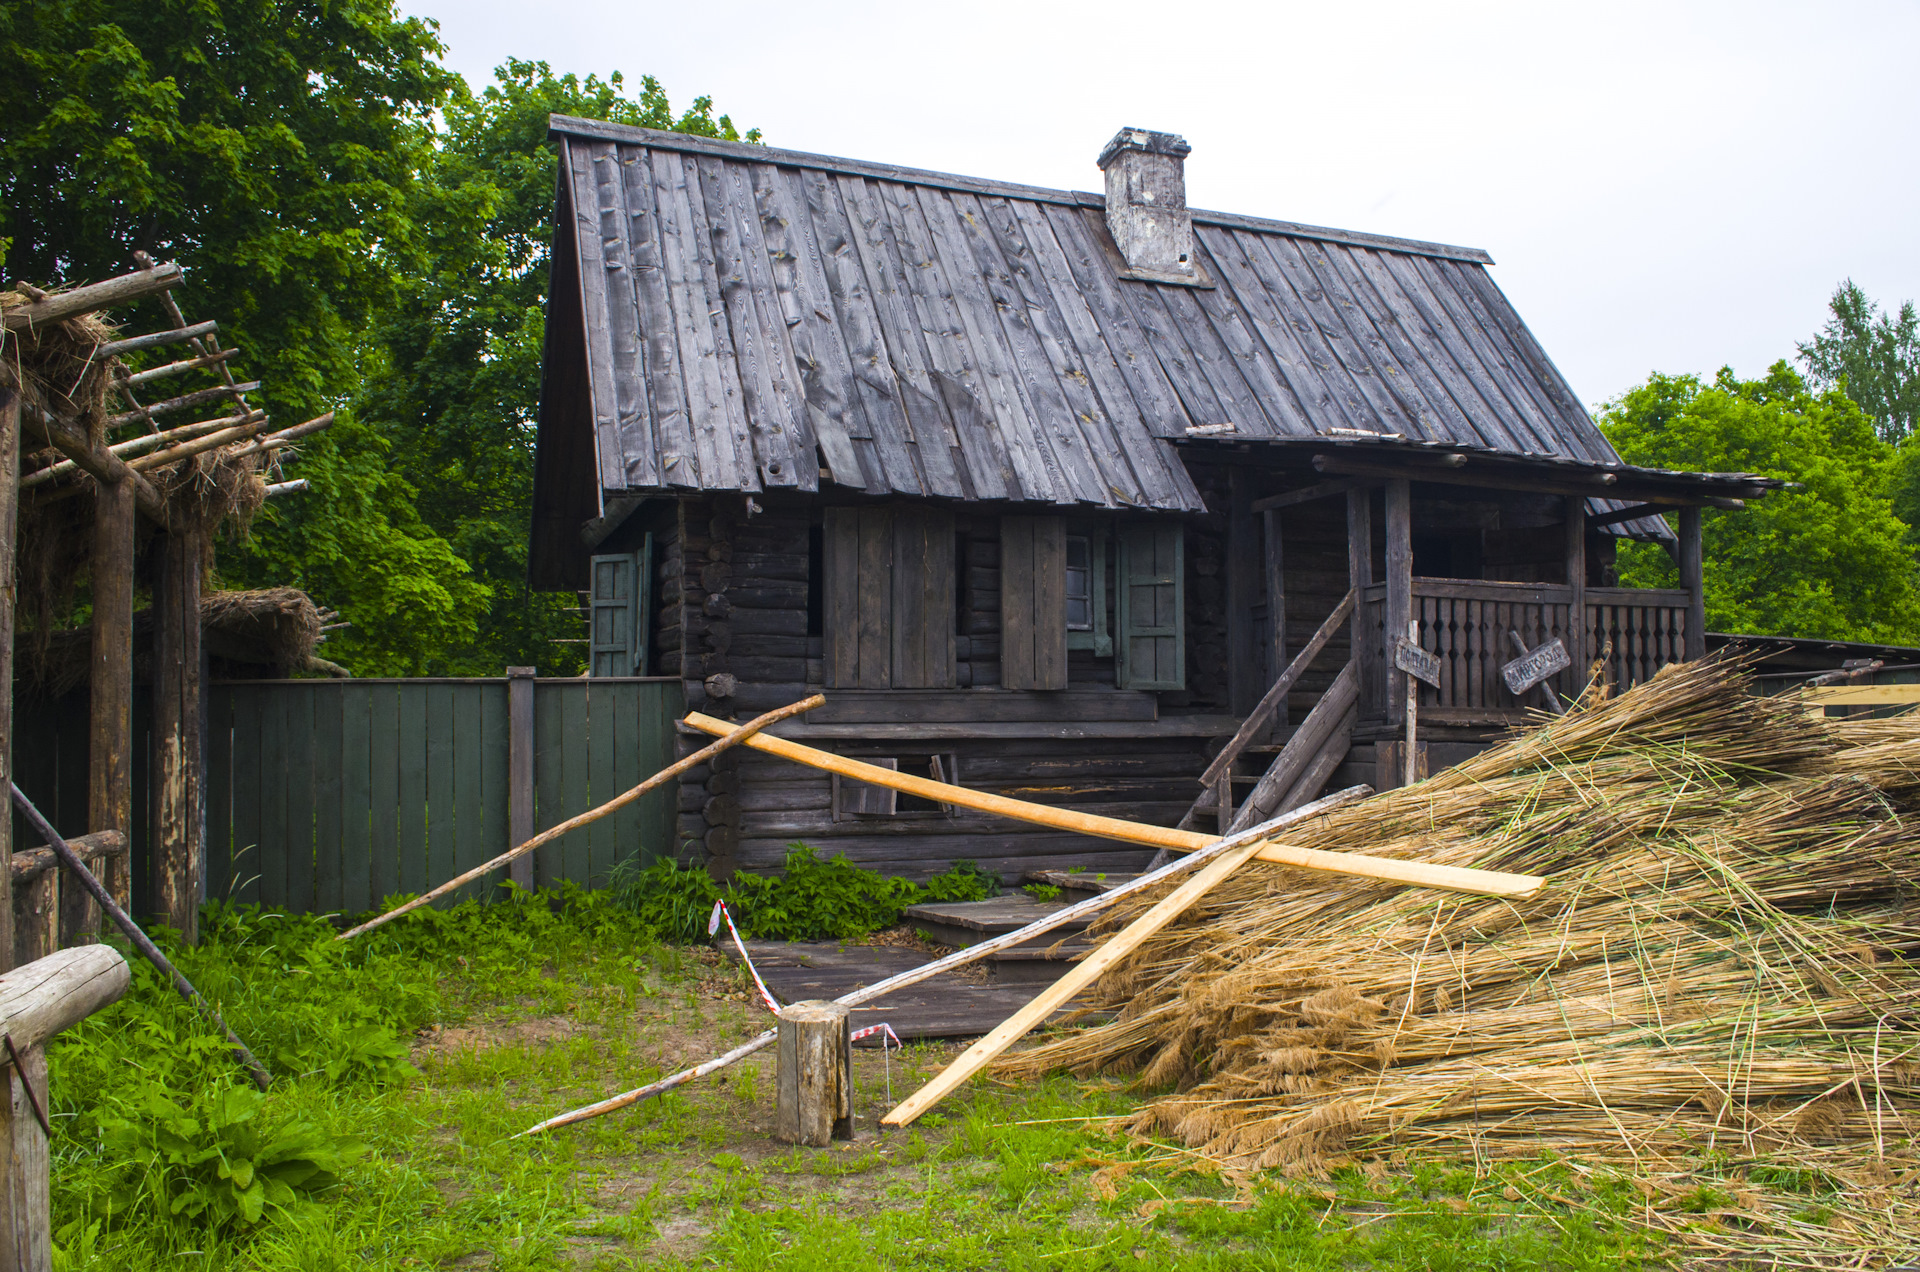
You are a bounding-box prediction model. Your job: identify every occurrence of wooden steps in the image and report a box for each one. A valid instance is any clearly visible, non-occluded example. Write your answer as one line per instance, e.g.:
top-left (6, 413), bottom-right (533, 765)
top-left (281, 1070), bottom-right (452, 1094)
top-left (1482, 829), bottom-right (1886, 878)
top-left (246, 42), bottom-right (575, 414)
top-left (899, 895), bottom-right (1090, 950)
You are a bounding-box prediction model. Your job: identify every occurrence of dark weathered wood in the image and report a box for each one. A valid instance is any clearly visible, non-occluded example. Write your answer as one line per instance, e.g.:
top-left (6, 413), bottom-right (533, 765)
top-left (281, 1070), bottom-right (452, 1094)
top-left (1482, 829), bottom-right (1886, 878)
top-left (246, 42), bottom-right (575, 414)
top-left (395, 684), bottom-right (429, 897)
top-left (856, 508), bottom-right (893, 688)
top-left (1, 261), bottom-right (181, 330)
top-left (85, 478), bottom-right (134, 920)
top-left (1384, 478), bottom-right (1412, 729)
top-left (313, 687), bottom-right (344, 913)
top-left (507, 668), bottom-right (535, 892)
top-left (1279, 705), bottom-right (1356, 812)
top-left (1564, 496), bottom-right (1587, 680)
top-left (1264, 506), bottom-right (1286, 702)
top-left (1000, 515), bottom-right (1067, 691)
top-left (772, 715), bottom-right (1241, 741)
top-left (892, 506), bottom-right (956, 689)
top-left (1680, 506), bottom-right (1706, 661)
top-left (367, 684), bottom-right (401, 904)
top-left (1229, 660), bottom-right (1357, 832)
top-left (1313, 453), bottom-right (1755, 509)
top-left (339, 685), bottom-right (373, 913)
top-left (1197, 589), bottom-right (1355, 790)
top-left (283, 681), bottom-right (315, 916)
top-left (21, 411), bottom-right (165, 522)
top-left (1227, 470), bottom-right (1259, 714)
top-left (0, 389), bottom-right (17, 970)
top-left (1347, 485), bottom-right (1376, 718)
top-left (810, 689), bottom-right (1155, 724)
top-left (1252, 479), bottom-right (1356, 513)
top-left (149, 523), bottom-right (204, 939)
top-left (776, 1000), bottom-right (853, 1145)
top-left (1588, 502), bottom-right (1665, 529)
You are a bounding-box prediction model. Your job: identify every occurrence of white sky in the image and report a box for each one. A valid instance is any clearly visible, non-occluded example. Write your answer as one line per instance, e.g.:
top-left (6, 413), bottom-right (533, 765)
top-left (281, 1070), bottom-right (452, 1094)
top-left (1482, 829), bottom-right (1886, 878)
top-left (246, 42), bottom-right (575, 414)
top-left (413, 0), bottom-right (1920, 411)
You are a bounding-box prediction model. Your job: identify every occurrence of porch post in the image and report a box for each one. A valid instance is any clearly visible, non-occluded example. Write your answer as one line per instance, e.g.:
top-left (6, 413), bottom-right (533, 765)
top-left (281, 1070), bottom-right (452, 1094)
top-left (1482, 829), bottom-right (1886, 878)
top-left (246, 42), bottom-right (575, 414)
top-left (1226, 469), bottom-right (1259, 715)
top-left (1564, 495), bottom-right (1586, 688)
top-left (1383, 478), bottom-right (1411, 729)
top-left (1263, 507), bottom-right (1285, 732)
top-left (1679, 506), bottom-right (1706, 660)
top-left (150, 521), bottom-right (205, 942)
top-left (1346, 485), bottom-right (1374, 718)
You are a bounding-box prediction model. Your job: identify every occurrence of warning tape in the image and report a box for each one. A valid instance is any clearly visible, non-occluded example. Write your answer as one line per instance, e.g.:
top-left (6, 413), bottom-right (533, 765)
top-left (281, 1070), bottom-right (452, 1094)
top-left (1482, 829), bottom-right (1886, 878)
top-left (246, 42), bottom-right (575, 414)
top-left (708, 901), bottom-right (783, 1014)
top-left (851, 1021), bottom-right (901, 1047)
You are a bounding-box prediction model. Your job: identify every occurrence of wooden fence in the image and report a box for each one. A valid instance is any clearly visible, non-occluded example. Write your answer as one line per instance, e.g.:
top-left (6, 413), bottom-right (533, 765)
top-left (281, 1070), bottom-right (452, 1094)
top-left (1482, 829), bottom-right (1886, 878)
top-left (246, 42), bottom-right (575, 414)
top-left (15, 676), bottom-right (681, 920)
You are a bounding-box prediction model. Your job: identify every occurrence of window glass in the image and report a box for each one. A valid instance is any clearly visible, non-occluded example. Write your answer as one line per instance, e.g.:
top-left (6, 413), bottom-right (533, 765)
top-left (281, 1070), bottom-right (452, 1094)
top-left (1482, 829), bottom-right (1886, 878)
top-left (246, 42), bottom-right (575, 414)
top-left (1066, 535), bottom-right (1092, 630)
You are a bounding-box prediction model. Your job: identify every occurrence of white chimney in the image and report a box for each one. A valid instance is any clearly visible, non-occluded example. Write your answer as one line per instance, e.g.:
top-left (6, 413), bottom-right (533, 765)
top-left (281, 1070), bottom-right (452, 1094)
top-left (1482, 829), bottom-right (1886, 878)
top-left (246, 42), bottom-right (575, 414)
top-left (1097, 127), bottom-right (1196, 283)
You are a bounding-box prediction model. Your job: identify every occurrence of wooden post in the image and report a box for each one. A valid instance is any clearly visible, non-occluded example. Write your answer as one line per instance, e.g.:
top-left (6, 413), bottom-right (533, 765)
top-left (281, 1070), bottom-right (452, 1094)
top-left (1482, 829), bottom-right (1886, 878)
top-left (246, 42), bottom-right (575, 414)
top-left (1679, 506), bottom-right (1706, 661)
top-left (150, 522), bottom-right (204, 940)
top-left (775, 999), bottom-right (852, 1146)
top-left (1402, 619), bottom-right (1418, 787)
top-left (1564, 496), bottom-right (1587, 687)
top-left (1262, 507), bottom-right (1285, 737)
top-left (1226, 469), bottom-right (1259, 716)
top-left (1383, 479), bottom-right (1411, 729)
top-left (75, 480), bottom-right (135, 941)
top-left (1346, 486), bottom-right (1374, 718)
top-left (0, 389), bottom-right (18, 973)
top-left (507, 667), bottom-right (536, 892)
top-left (0, 946), bottom-right (133, 1271)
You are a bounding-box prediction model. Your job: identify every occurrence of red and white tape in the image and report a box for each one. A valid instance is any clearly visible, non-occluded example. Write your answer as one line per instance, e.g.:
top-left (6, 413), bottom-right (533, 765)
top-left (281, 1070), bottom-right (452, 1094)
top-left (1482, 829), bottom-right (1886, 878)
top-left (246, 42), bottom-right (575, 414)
top-left (708, 901), bottom-right (783, 1014)
top-left (851, 1021), bottom-right (901, 1048)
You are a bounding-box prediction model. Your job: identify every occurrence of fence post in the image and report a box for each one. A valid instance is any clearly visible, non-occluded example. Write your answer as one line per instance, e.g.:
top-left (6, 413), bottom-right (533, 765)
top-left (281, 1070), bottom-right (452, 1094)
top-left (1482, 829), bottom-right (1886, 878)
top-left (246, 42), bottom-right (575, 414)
top-left (507, 668), bottom-right (535, 892)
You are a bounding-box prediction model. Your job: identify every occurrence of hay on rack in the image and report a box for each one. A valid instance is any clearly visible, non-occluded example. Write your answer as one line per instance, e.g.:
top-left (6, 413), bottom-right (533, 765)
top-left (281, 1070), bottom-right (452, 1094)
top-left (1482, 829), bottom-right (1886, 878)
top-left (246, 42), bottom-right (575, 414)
top-left (21, 588), bottom-right (325, 696)
top-left (998, 658), bottom-right (1918, 1265)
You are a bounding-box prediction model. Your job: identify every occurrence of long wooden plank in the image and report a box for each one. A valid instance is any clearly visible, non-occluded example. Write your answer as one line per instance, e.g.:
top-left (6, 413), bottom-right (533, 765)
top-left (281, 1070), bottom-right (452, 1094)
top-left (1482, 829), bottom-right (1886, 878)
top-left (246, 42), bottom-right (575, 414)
top-left (1199, 589), bottom-right (1355, 787)
top-left (592, 140), bottom-right (656, 488)
top-left (568, 142), bottom-right (631, 493)
top-left (620, 140), bottom-right (689, 486)
top-left (682, 712), bottom-right (1545, 897)
top-left (880, 828), bottom-right (1276, 1127)
top-left (701, 156), bottom-right (802, 488)
top-left (1230, 661), bottom-right (1359, 832)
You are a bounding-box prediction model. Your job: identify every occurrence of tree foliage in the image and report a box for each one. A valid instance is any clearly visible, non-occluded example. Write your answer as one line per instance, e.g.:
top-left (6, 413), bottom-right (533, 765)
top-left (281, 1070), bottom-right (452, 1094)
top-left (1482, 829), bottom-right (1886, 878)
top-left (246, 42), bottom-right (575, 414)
top-left (1599, 362), bottom-right (1920, 644)
top-left (1798, 280), bottom-right (1920, 443)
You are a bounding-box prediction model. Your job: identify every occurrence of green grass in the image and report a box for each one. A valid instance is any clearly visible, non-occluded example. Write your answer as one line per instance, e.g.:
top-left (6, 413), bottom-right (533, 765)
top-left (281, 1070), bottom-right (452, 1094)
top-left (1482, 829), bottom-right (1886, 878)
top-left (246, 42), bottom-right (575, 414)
top-left (44, 889), bottom-right (1684, 1269)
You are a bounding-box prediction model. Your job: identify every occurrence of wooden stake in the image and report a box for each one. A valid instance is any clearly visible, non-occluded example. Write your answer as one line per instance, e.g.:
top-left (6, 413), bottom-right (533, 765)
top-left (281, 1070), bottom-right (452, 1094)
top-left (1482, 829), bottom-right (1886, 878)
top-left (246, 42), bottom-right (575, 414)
top-left (335, 695), bottom-right (827, 940)
top-left (776, 1000), bottom-right (852, 1146)
top-left (516, 788), bottom-right (1377, 1138)
top-left (880, 830), bottom-right (1277, 1128)
top-left (681, 714), bottom-right (1545, 898)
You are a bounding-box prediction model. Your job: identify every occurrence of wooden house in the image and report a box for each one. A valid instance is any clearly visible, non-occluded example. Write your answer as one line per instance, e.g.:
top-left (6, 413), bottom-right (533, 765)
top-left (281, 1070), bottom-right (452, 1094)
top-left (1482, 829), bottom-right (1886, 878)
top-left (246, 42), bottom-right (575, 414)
top-left (530, 118), bottom-right (1781, 881)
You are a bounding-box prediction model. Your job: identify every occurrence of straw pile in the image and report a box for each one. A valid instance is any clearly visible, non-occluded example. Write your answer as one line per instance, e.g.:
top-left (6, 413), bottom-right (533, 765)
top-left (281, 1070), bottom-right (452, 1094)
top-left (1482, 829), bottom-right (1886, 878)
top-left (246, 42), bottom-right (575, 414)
top-left (1000, 659), bottom-right (1918, 1262)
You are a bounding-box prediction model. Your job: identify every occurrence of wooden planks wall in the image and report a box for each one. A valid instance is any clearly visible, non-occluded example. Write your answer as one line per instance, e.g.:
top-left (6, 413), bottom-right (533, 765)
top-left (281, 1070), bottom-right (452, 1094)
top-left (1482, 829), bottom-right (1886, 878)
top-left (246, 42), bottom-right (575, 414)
top-left (203, 678), bottom-right (677, 915)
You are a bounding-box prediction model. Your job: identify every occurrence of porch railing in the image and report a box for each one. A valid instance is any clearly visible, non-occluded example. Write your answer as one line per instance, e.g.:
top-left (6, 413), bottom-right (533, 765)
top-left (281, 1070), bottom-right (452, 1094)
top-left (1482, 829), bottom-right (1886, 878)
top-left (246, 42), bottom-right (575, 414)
top-left (1359, 580), bottom-right (1693, 724)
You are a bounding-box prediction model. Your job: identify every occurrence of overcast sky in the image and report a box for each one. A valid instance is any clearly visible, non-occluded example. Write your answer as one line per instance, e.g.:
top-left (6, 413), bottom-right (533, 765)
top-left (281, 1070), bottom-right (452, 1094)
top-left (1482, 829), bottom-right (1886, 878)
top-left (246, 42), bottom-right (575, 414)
top-left (413, 0), bottom-right (1920, 412)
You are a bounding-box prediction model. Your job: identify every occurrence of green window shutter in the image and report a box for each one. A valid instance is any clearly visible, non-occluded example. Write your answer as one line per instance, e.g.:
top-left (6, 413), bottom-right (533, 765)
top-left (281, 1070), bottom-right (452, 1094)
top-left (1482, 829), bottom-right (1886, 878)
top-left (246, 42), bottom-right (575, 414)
top-left (1117, 521), bottom-right (1184, 690)
top-left (1000, 515), bottom-right (1068, 691)
top-left (588, 535), bottom-right (651, 676)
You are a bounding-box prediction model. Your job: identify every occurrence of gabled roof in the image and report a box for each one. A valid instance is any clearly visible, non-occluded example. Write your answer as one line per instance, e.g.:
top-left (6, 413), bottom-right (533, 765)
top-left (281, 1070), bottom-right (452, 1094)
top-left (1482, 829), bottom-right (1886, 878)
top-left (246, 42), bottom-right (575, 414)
top-left (536, 115), bottom-right (1637, 542)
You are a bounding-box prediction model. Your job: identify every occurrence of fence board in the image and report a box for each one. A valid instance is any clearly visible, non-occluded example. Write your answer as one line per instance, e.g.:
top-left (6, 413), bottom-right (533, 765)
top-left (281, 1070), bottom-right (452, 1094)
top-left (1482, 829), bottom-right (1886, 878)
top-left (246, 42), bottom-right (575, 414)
top-left (206, 688), bottom-right (233, 905)
top-left (479, 683), bottom-right (509, 896)
top-left (369, 684), bottom-right (401, 905)
top-left (340, 685), bottom-right (373, 915)
top-left (314, 687), bottom-right (344, 914)
top-left (533, 681), bottom-right (565, 889)
top-left (560, 683), bottom-right (592, 887)
top-left (607, 683), bottom-right (643, 877)
top-left (285, 686), bottom-right (317, 914)
top-left (261, 687), bottom-right (292, 907)
top-left (426, 684), bottom-right (456, 894)
top-left (452, 686), bottom-right (486, 902)
top-left (227, 688), bottom-right (263, 907)
top-left (586, 683), bottom-right (620, 886)
top-left (396, 684), bottom-right (429, 897)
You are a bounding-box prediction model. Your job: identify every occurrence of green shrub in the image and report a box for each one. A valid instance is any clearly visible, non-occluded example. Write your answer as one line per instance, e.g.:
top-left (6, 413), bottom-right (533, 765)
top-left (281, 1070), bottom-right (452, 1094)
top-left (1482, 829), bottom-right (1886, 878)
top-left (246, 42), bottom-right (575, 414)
top-left (609, 844), bottom-right (998, 942)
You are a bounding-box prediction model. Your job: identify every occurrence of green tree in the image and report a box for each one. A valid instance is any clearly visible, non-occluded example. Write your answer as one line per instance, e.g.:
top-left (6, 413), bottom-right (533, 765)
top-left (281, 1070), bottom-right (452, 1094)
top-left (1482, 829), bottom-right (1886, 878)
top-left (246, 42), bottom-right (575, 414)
top-left (1599, 362), bottom-right (1920, 644)
top-left (334, 60), bottom-right (758, 674)
top-left (1798, 280), bottom-right (1920, 442)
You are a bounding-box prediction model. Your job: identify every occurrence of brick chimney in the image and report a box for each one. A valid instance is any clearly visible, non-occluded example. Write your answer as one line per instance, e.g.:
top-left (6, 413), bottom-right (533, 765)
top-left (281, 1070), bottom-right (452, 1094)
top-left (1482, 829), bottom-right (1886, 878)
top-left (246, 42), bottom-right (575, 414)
top-left (1098, 127), bottom-right (1195, 283)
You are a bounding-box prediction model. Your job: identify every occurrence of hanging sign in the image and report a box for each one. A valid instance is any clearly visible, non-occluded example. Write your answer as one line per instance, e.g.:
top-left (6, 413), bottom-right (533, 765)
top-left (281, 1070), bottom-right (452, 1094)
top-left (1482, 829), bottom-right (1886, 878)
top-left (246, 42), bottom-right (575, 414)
top-left (1392, 638), bottom-right (1442, 689)
top-left (1502, 638), bottom-right (1571, 696)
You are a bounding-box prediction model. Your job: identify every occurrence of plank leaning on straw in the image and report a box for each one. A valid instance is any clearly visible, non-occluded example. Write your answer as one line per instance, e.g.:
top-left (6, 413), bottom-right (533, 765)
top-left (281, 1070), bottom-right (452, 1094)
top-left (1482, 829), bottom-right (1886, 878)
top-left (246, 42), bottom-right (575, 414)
top-left (336, 695), bottom-right (826, 941)
top-left (517, 785), bottom-right (1376, 1137)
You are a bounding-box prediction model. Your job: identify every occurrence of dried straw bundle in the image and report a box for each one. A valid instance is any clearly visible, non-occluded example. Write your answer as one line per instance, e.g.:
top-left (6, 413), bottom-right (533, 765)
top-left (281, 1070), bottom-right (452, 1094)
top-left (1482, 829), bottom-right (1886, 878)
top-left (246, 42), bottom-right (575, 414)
top-left (998, 659), bottom-right (1918, 1260)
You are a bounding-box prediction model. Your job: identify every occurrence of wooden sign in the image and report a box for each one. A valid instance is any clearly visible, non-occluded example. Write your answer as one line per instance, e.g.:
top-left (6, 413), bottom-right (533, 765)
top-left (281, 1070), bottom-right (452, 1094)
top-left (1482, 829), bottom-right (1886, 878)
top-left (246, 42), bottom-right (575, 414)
top-left (1392, 638), bottom-right (1441, 688)
top-left (1502, 638), bottom-right (1570, 696)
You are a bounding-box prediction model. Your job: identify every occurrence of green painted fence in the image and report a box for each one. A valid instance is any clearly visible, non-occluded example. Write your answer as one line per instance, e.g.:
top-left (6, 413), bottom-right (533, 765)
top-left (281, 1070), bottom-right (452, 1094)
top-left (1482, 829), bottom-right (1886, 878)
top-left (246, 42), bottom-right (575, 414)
top-left (205, 677), bottom-right (679, 915)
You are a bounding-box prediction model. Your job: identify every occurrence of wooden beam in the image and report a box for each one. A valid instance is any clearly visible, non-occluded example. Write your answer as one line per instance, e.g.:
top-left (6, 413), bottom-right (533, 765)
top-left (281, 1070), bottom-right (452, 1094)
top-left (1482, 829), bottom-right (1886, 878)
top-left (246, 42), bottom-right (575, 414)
top-left (1680, 506), bottom-right (1706, 661)
top-left (149, 524), bottom-right (204, 940)
top-left (21, 412), bottom-right (165, 522)
top-left (104, 381), bottom-right (261, 430)
top-left (1384, 478), bottom-right (1412, 730)
top-left (1314, 454), bottom-right (1755, 508)
top-left (682, 711), bottom-right (1546, 896)
top-left (1199, 589), bottom-right (1355, 788)
top-left (0, 390), bottom-right (17, 972)
top-left (1252, 478), bottom-right (1357, 513)
top-left (1564, 495), bottom-right (1587, 688)
top-left (120, 347), bottom-right (239, 388)
top-left (1, 262), bottom-right (181, 331)
top-left (879, 829), bottom-right (1278, 1128)
top-left (125, 411), bottom-right (270, 470)
top-left (96, 320), bottom-right (217, 359)
top-left (1587, 502), bottom-right (1665, 529)
top-left (1229, 661), bottom-right (1359, 831)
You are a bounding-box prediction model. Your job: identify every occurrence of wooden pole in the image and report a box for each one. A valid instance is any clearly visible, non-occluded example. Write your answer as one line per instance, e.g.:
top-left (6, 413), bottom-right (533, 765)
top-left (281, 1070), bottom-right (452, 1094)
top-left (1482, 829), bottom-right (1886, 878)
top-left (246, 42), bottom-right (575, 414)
top-left (0, 389), bottom-right (16, 973)
top-left (335, 694), bottom-right (828, 940)
top-left (1198, 589), bottom-right (1355, 790)
top-left (682, 712), bottom-right (1546, 896)
top-left (880, 828), bottom-right (1280, 1129)
top-left (1679, 506), bottom-right (1706, 661)
top-left (150, 521), bottom-right (204, 940)
top-left (775, 1000), bottom-right (852, 1146)
top-left (1384, 478), bottom-right (1411, 730)
top-left (0, 946), bottom-right (131, 1272)
top-left (1564, 495), bottom-right (1587, 680)
top-left (506, 668), bottom-right (536, 892)
top-left (517, 789), bottom-right (1377, 1137)
top-left (1403, 618), bottom-right (1418, 788)
top-left (77, 479), bottom-right (135, 937)
top-left (11, 785), bottom-right (271, 1090)
top-left (0, 261), bottom-right (182, 330)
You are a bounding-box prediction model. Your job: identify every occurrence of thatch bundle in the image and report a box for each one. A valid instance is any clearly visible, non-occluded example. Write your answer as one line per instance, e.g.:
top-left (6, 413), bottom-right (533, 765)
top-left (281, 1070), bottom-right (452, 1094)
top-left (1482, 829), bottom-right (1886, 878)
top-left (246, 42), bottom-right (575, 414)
top-left (1001, 659), bottom-right (1918, 1261)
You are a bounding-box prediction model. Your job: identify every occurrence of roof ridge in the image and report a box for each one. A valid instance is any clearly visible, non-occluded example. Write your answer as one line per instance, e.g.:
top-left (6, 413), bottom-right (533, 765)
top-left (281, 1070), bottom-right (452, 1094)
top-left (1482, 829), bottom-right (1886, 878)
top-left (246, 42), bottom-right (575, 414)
top-left (547, 114), bottom-right (1494, 265)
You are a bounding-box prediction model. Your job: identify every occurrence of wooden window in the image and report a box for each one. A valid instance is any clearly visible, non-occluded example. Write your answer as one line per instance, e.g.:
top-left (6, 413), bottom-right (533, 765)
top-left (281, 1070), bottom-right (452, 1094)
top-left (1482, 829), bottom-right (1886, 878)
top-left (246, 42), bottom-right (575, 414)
top-left (832, 754), bottom-right (958, 819)
top-left (1117, 522), bottom-right (1184, 690)
top-left (823, 506), bottom-right (956, 689)
top-left (1000, 515), bottom-right (1068, 691)
top-left (1065, 527), bottom-right (1112, 657)
top-left (588, 533), bottom-right (651, 677)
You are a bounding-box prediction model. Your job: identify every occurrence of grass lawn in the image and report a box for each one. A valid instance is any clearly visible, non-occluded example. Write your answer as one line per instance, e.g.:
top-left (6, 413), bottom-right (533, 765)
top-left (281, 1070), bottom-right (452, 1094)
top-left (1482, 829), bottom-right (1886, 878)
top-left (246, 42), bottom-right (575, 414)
top-left (47, 892), bottom-right (1821, 1269)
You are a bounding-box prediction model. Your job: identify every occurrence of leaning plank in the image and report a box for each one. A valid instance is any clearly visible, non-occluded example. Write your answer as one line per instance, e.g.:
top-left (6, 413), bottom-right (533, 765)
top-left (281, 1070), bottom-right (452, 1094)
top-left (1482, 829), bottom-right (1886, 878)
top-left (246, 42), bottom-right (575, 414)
top-left (1, 262), bottom-right (181, 330)
top-left (517, 787), bottom-right (1374, 1136)
top-left (335, 695), bottom-right (827, 940)
top-left (683, 712), bottom-right (1546, 896)
top-left (880, 826), bottom-right (1276, 1128)
top-left (1229, 660), bottom-right (1358, 832)
top-left (1199, 588), bottom-right (1355, 788)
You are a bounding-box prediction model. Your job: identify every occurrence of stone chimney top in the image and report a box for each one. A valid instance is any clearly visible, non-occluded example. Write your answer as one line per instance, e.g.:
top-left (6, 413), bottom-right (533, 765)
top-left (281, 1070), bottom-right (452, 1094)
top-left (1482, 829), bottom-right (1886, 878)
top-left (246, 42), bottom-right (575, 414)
top-left (1098, 128), bottom-right (1196, 284)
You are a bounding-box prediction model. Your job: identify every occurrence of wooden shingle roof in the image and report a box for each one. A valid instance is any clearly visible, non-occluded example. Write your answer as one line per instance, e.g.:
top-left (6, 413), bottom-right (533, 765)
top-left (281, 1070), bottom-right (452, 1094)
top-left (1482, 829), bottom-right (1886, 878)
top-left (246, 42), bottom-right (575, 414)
top-left (538, 116), bottom-right (1625, 522)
